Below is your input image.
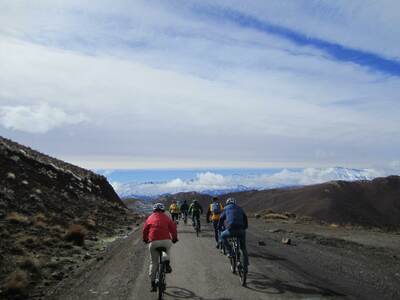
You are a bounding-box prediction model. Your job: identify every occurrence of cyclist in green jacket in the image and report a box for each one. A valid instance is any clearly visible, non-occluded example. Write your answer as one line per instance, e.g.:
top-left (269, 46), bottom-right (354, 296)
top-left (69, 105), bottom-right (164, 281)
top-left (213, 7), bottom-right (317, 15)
top-left (188, 199), bottom-right (203, 230)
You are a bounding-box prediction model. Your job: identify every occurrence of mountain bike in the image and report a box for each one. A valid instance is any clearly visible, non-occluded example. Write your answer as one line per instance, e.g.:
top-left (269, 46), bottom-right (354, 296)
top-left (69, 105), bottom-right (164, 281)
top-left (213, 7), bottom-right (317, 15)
top-left (193, 216), bottom-right (201, 237)
top-left (182, 211), bottom-right (188, 224)
top-left (155, 247), bottom-right (167, 300)
top-left (229, 237), bottom-right (247, 286)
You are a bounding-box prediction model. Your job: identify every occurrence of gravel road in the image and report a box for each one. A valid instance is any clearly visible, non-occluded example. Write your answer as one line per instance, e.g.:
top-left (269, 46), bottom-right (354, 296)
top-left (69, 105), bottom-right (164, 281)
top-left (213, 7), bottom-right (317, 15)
top-left (49, 219), bottom-right (400, 300)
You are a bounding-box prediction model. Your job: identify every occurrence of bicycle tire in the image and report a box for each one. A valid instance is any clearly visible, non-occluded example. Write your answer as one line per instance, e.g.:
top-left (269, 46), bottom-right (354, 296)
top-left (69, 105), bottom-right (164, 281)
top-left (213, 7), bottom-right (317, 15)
top-left (157, 265), bottom-right (164, 300)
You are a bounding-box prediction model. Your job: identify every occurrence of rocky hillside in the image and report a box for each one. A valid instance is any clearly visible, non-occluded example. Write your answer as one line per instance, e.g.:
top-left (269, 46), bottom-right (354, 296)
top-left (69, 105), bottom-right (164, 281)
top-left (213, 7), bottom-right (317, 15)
top-left (160, 176), bottom-right (400, 229)
top-left (0, 136), bottom-right (138, 299)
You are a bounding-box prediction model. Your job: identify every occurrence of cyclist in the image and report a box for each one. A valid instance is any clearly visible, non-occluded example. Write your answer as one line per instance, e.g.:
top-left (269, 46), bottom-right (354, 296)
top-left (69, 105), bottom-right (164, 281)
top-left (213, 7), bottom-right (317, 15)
top-left (143, 203), bottom-right (178, 292)
top-left (180, 200), bottom-right (189, 223)
top-left (219, 197), bottom-right (249, 272)
top-left (207, 196), bottom-right (224, 248)
top-left (169, 200), bottom-right (180, 223)
top-left (188, 199), bottom-right (203, 231)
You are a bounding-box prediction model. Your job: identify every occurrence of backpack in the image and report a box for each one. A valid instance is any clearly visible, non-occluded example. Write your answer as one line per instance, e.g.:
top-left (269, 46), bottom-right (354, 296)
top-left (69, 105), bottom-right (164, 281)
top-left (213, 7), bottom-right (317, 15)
top-left (211, 202), bottom-right (221, 215)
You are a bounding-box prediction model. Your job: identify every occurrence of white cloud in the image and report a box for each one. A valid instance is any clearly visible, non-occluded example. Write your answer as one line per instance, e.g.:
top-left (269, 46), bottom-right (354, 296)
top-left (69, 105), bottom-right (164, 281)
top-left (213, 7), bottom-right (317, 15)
top-left (114, 167), bottom-right (391, 197)
top-left (0, 1), bottom-right (399, 167)
top-left (0, 103), bottom-right (87, 133)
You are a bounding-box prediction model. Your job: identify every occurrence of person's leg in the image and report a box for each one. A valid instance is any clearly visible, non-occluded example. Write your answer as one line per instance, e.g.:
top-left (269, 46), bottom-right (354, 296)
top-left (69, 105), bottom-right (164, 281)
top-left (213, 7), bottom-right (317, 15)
top-left (221, 228), bottom-right (233, 255)
top-left (196, 214), bottom-right (201, 230)
top-left (149, 241), bottom-right (161, 283)
top-left (213, 221), bottom-right (219, 243)
top-left (159, 239), bottom-right (173, 273)
top-left (238, 231), bottom-right (249, 272)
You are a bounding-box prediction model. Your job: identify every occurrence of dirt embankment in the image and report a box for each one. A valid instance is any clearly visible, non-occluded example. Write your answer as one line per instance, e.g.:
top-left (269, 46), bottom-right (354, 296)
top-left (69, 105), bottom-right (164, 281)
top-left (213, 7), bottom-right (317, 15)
top-left (0, 136), bottom-right (140, 299)
top-left (160, 176), bottom-right (400, 229)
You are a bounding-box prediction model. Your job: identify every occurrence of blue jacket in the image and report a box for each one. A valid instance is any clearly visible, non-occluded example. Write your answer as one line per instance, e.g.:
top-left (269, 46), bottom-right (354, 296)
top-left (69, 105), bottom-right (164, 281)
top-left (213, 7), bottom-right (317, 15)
top-left (218, 204), bottom-right (248, 230)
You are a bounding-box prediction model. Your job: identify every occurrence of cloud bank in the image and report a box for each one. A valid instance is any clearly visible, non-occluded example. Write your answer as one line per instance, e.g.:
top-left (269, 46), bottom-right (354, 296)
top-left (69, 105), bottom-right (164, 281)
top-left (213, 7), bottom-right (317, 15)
top-left (113, 167), bottom-right (387, 197)
top-left (0, 103), bottom-right (87, 133)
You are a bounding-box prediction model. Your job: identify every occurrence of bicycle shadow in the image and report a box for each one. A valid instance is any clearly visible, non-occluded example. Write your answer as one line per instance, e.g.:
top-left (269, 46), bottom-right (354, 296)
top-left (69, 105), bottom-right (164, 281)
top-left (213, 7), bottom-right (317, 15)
top-left (244, 272), bottom-right (344, 297)
top-left (164, 286), bottom-right (231, 300)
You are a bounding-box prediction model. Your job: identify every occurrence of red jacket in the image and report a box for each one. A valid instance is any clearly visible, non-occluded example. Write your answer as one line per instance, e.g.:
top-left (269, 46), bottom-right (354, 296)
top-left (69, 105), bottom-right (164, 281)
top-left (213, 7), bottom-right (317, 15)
top-left (142, 212), bottom-right (177, 242)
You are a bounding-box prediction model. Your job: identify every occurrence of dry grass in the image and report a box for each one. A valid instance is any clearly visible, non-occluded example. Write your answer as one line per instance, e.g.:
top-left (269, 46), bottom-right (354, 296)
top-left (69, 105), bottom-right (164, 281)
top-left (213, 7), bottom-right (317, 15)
top-left (330, 223), bottom-right (339, 228)
top-left (65, 224), bottom-right (87, 246)
top-left (2, 269), bottom-right (29, 295)
top-left (264, 213), bottom-right (289, 220)
top-left (6, 212), bottom-right (30, 225)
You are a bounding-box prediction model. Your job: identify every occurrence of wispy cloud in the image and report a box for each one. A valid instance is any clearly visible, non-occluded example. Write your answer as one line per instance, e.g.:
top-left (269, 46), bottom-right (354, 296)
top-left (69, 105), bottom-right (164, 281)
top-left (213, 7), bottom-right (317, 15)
top-left (194, 5), bottom-right (400, 76)
top-left (0, 103), bottom-right (87, 133)
top-left (0, 1), bottom-right (399, 168)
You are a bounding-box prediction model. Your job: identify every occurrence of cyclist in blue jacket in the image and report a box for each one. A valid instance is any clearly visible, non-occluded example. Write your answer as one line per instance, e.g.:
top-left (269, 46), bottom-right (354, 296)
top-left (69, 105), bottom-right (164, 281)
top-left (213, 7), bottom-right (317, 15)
top-left (218, 197), bottom-right (249, 272)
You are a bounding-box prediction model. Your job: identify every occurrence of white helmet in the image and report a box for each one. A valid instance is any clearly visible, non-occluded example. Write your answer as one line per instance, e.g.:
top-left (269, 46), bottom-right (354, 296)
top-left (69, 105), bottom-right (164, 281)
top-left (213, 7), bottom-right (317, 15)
top-left (226, 197), bottom-right (236, 205)
top-left (153, 203), bottom-right (165, 212)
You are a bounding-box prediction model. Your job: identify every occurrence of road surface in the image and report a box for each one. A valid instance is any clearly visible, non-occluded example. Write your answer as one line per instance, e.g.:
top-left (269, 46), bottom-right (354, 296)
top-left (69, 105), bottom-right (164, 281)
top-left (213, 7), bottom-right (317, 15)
top-left (48, 219), bottom-right (400, 300)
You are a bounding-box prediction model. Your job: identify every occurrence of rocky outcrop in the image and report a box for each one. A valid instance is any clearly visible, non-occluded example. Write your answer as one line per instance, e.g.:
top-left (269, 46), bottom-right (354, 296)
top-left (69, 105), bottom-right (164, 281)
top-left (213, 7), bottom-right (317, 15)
top-left (0, 136), bottom-right (138, 299)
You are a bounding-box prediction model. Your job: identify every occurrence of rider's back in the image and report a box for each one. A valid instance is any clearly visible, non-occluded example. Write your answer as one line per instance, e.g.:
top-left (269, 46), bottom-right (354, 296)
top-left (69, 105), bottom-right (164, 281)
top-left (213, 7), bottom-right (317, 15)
top-left (222, 204), bottom-right (247, 230)
top-left (143, 212), bottom-right (177, 241)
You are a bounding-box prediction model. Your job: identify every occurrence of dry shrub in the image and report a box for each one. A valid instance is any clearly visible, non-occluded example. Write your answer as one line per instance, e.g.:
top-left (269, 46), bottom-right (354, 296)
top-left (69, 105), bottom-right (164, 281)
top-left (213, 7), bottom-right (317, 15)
top-left (65, 224), bottom-right (87, 246)
top-left (264, 213), bottom-right (289, 220)
top-left (329, 223), bottom-right (339, 228)
top-left (2, 269), bottom-right (29, 295)
top-left (19, 257), bottom-right (40, 274)
top-left (34, 213), bottom-right (46, 223)
top-left (298, 216), bottom-right (313, 223)
top-left (85, 217), bottom-right (97, 228)
top-left (6, 212), bottom-right (30, 225)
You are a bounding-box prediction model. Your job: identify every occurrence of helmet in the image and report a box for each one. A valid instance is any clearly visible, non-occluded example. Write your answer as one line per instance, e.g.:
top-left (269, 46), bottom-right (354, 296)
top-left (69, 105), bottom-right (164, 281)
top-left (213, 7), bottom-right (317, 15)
top-left (193, 199), bottom-right (198, 204)
top-left (226, 197), bottom-right (236, 205)
top-left (153, 203), bottom-right (165, 212)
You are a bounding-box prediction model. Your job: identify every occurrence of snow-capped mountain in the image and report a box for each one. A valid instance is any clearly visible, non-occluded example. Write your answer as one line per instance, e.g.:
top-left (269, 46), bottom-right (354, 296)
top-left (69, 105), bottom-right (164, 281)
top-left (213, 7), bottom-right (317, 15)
top-left (112, 167), bottom-right (382, 199)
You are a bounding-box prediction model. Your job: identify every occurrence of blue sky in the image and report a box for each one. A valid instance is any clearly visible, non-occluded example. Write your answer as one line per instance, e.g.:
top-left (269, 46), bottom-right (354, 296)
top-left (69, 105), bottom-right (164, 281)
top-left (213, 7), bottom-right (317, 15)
top-left (0, 0), bottom-right (399, 170)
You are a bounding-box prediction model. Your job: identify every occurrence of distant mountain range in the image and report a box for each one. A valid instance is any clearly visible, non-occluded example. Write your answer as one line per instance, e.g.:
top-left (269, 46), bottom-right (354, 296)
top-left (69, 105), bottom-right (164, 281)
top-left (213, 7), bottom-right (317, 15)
top-left (116, 167), bottom-right (381, 199)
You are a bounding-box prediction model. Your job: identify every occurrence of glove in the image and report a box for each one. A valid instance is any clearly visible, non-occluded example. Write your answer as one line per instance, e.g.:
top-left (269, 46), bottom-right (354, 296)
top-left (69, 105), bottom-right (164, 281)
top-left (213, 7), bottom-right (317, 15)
top-left (172, 239), bottom-right (178, 244)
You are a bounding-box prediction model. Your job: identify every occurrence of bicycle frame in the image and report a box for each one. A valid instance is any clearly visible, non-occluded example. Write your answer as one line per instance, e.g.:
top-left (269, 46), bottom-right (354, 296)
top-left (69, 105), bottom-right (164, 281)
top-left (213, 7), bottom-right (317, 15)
top-left (155, 248), bottom-right (167, 300)
top-left (229, 236), bottom-right (247, 286)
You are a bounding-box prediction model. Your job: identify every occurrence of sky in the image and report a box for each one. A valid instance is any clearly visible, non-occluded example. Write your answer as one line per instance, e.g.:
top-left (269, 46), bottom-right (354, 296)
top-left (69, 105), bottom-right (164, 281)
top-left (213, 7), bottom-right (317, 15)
top-left (0, 0), bottom-right (399, 170)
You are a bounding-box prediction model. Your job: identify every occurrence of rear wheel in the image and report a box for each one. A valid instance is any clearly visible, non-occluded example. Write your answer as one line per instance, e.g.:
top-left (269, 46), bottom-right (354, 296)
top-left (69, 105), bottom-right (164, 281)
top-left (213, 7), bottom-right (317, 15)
top-left (230, 256), bottom-right (236, 273)
top-left (157, 263), bottom-right (165, 300)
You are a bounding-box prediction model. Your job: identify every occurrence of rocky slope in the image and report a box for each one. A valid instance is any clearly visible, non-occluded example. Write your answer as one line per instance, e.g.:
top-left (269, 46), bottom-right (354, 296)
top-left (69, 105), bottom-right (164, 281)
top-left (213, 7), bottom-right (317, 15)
top-left (160, 176), bottom-right (400, 229)
top-left (0, 136), bottom-right (138, 299)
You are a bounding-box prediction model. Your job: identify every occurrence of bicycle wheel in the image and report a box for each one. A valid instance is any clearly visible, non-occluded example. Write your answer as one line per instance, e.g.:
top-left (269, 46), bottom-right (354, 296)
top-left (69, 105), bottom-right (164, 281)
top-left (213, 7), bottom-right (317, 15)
top-left (157, 263), bottom-right (165, 300)
top-left (238, 245), bottom-right (247, 286)
top-left (196, 223), bottom-right (199, 237)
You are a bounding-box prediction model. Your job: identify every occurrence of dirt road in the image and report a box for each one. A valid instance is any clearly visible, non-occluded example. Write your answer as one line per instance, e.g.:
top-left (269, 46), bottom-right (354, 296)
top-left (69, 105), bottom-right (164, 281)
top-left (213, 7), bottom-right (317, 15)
top-left (49, 219), bottom-right (400, 300)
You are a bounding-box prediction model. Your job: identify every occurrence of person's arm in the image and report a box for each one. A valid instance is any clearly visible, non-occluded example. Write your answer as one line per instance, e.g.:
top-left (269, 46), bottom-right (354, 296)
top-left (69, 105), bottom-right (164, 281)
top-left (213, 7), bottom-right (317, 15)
top-left (242, 209), bottom-right (248, 230)
top-left (218, 211), bottom-right (226, 230)
top-left (142, 219), bottom-right (150, 242)
top-left (206, 204), bottom-right (211, 222)
top-left (168, 218), bottom-right (178, 241)
top-left (188, 204), bottom-right (192, 215)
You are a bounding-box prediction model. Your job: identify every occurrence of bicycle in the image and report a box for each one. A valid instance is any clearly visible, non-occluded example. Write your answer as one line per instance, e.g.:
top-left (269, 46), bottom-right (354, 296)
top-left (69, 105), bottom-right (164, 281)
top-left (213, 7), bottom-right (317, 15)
top-left (182, 211), bottom-right (188, 224)
top-left (229, 237), bottom-right (247, 286)
top-left (193, 217), bottom-right (201, 237)
top-left (155, 247), bottom-right (167, 300)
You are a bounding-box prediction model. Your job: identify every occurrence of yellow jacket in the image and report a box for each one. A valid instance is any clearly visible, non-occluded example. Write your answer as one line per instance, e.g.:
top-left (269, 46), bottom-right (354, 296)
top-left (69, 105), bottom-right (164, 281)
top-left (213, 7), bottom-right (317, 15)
top-left (169, 203), bottom-right (180, 214)
top-left (207, 203), bottom-right (224, 222)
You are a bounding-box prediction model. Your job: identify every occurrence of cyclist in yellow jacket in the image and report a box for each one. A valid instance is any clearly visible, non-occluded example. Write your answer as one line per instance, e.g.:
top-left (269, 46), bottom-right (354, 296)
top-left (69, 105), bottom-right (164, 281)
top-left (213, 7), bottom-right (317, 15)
top-left (169, 201), bottom-right (180, 223)
top-left (207, 196), bottom-right (224, 248)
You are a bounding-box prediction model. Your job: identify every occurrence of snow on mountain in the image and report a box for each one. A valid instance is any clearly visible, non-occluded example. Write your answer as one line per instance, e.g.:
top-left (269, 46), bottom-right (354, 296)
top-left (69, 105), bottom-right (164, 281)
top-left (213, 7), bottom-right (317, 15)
top-left (112, 167), bottom-right (383, 199)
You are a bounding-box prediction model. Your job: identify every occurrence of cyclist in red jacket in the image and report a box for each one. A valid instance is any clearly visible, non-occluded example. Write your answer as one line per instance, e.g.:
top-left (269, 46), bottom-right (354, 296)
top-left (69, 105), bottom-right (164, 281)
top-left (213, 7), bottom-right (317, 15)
top-left (143, 203), bottom-right (178, 292)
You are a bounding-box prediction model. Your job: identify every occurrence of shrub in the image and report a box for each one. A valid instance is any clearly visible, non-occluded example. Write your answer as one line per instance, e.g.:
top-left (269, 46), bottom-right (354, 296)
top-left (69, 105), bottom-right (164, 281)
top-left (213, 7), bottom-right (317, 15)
top-left (2, 269), bottom-right (29, 296)
top-left (6, 212), bottom-right (30, 225)
top-left (65, 224), bottom-right (87, 246)
top-left (264, 213), bottom-right (289, 220)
